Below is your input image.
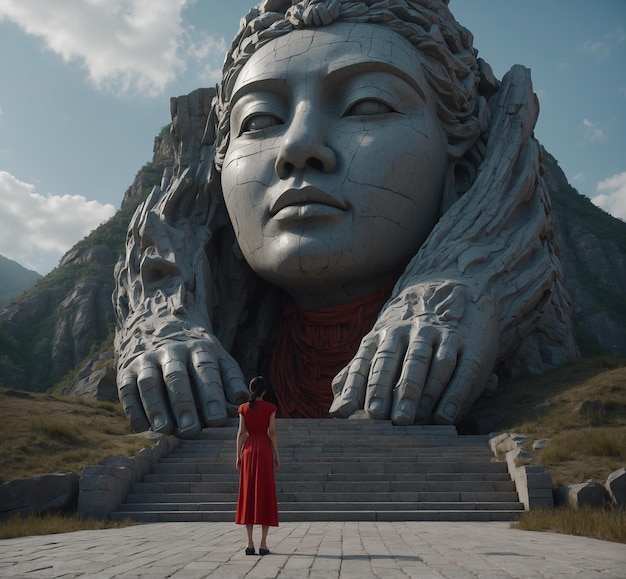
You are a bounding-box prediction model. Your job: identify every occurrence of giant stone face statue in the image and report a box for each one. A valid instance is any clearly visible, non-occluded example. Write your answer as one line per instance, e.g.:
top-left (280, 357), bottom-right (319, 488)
top-left (114, 0), bottom-right (578, 438)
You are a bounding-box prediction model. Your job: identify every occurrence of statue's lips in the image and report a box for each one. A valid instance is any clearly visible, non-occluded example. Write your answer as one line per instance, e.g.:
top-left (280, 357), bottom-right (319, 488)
top-left (270, 187), bottom-right (347, 219)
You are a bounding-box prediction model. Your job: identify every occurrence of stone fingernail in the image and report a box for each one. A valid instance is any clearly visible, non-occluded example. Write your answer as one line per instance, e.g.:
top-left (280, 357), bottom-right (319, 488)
top-left (180, 411), bottom-right (194, 429)
top-left (153, 414), bottom-right (165, 430)
top-left (207, 401), bottom-right (221, 417)
top-left (397, 399), bottom-right (414, 417)
top-left (443, 402), bottom-right (458, 420)
top-left (368, 399), bottom-right (384, 414)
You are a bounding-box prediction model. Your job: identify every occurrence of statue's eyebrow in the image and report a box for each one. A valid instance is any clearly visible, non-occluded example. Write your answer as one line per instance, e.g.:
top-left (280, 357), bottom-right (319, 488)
top-left (325, 60), bottom-right (426, 101)
top-left (230, 59), bottom-right (426, 107)
top-left (230, 79), bottom-right (289, 109)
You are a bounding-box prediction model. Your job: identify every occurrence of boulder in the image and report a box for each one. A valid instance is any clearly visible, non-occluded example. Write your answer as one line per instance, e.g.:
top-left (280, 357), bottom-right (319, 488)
top-left (555, 479), bottom-right (609, 508)
top-left (0, 473), bottom-right (79, 519)
top-left (532, 438), bottom-right (550, 450)
top-left (489, 432), bottom-right (528, 455)
top-left (605, 467), bottom-right (626, 507)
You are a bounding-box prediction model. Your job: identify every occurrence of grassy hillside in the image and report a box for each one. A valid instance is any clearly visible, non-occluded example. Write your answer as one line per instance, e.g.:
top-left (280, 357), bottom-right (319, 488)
top-left (0, 389), bottom-right (147, 484)
top-left (467, 356), bottom-right (626, 486)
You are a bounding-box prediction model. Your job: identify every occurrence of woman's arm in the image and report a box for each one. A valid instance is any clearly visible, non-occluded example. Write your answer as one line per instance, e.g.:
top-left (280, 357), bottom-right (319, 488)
top-left (236, 414), bottom-right (248, 471)
top-left (267, 411), bottom-right (280, 471)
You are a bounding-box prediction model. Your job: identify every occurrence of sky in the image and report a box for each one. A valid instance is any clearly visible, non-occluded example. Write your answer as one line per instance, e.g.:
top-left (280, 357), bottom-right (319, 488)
top-left (0, 0), bottom-right (624, 275)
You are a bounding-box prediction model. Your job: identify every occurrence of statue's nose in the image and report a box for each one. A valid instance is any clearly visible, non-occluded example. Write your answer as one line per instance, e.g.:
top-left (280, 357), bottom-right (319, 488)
top-left (274, 101), bottom-right (337, 179)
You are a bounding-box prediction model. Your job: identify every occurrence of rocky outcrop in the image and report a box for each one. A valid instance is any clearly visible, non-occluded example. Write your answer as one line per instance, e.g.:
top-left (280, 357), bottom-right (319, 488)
top-left (61, 352), bottom-right (118, 402)
top-left (543, 148), bottom-right (626, 357)
top-left (53, 277), bottom-right (116, 379)
top-left (121, 126), bottom-right (174, 208)
top-left (0, 473), bottom-right (79, 520)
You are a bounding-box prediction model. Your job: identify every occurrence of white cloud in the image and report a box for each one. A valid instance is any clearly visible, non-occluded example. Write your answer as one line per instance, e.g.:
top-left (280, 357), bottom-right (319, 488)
top-left (582, 118), bottom-right (609, 143)
top-left (592, 171), bottom-right (626, 221)
top-left (0, 171), bottom-right (115, 274)
top-left (578, 39), bottom-right (611, 59)
top-left (185, 31), bottom-right (227, 85)
top-left (0, 0), bottom-right (225, 97)
top-left (578, 27), bottom-right (626, 59)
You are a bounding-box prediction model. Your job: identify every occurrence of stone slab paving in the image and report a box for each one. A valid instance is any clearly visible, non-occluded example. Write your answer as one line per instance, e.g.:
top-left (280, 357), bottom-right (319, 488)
top-left (0, 522), bottom-right (624, 578)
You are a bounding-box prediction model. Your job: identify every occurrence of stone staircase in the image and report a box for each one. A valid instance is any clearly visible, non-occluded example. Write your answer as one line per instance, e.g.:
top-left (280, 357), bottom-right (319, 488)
top-left (110, 419), bottom-right (524, 522)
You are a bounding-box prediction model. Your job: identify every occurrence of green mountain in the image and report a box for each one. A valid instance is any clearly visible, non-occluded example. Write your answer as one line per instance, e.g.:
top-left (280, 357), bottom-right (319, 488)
top-left (0, 125), bottom-right (173, 392)
top-left (0, 256), bottom-right (41, 308)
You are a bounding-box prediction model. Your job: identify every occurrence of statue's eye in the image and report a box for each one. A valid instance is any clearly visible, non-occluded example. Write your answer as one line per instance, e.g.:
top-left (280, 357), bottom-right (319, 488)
top-left (241, 113), bottom-right (281, 134)
top-left (344, 99), bottom-right (394, 117)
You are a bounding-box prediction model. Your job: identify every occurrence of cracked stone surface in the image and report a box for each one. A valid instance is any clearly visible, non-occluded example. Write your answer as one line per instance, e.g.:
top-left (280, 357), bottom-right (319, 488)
top-left (113, 1), bottom-right (578, 438)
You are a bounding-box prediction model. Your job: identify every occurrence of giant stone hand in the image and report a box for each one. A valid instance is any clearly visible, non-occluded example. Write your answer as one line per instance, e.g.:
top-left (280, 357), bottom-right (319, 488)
top-left (330, 282), bottom-right (499, 425)
top-left (117, 336), bottom-right (248, 438)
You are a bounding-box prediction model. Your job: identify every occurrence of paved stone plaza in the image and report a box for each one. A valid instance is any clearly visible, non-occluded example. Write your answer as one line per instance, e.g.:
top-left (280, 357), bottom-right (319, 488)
top-left (0, 521), bottom-right (624, 578)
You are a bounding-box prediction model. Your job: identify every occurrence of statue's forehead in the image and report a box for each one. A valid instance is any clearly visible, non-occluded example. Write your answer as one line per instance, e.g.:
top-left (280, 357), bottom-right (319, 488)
top-left (233, 22), bottom-right (419, 88)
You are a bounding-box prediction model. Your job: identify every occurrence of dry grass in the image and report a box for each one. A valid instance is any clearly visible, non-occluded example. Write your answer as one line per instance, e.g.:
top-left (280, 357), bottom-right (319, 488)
top-left (468, 357), bottom-right (626, 543)
top-left (537, 428), bottom-right (626, 486)
top-left (0, 513), bottom-right (135, 540)
top-left (513, 506), bottom-right (626, 544)
top-left (468, 357), bottom-right (626, 485)
top-left (0, 388), bottom-right (148, 484)
top-left (0, 388), bottom-right (151, 538)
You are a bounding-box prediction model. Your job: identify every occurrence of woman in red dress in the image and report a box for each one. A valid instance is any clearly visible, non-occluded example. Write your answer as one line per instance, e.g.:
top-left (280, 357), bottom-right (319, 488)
top-left (236, 376), bottom-right (280, 555)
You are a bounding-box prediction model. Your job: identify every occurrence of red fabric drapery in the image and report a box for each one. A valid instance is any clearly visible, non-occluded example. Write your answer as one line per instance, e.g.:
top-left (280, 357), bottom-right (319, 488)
top-left (268, 284), bottom-right (393, 418)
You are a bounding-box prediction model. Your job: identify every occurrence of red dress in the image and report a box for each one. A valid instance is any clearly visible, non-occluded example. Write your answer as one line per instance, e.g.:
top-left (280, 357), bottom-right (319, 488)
top-left (235, 400), bottom-right (279, 526)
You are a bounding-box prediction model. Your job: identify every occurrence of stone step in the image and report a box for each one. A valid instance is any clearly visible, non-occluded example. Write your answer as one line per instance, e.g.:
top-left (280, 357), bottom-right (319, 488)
top-left (171, 449), bottom-right (494, 458)
top-left (124, 491), bottom-right (520, 504)
top-left (151, 461), bottom-right (508, 476)
top-left (129, 480), bottom-right (516, 494)
top-left (110, 509), bottom-right (522, 523)
top-left (110, 420), bottom-right (522, 523)
top-left (117, 501), bottom-right (523, 513)
top-left (143, 472), bottom-right (513, 483)
top-left (194, 418), bottom-right (459, 432)
top-left (180, 432), bottom-right (486, 442)
top-left (184, 438), bottom-right (470, 447)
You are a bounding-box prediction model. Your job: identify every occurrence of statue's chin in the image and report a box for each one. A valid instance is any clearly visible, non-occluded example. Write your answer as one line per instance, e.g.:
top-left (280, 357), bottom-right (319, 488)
top-left (252, 261), bottom-right (398, 309)
top-left (239, 227), bottom-right (413, 307)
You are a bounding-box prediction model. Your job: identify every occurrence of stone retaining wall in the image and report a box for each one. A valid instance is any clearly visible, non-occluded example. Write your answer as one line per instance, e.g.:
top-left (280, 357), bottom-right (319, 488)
top-left (489, 432), bottom-right (554, 510)
top-left (77, 433), bottom-right (179, 518)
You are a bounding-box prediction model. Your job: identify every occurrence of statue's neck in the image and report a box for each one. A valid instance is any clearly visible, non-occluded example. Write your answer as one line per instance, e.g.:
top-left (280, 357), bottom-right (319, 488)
top-left (268, 282), bottom-right (395, 419)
